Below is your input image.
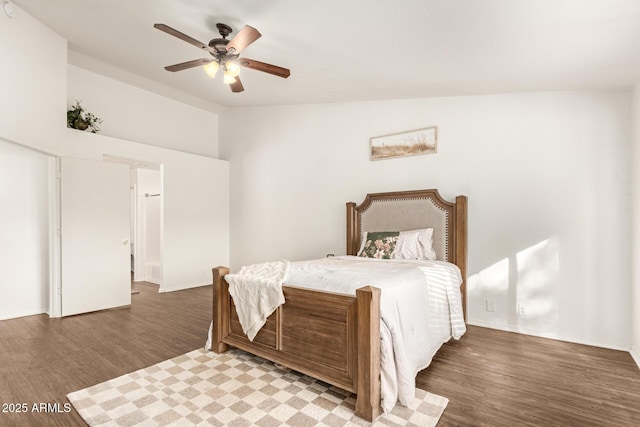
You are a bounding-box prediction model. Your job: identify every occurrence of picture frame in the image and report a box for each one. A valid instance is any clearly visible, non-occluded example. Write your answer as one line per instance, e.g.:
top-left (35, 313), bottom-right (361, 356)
top-left (370, 126), bottom-right (437, 161)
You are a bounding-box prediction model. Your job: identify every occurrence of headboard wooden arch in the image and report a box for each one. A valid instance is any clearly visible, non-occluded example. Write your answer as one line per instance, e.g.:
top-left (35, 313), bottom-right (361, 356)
top-left (346, 189), bottom-right (468, 318)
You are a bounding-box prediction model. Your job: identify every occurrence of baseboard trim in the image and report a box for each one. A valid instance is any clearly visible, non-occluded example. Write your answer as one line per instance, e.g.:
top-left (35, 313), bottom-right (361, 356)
top-left (467, 319), bottom-right (630, 352)
top-left (631, 348), bottom-right (640, 370)
top-left (158, 281), bottom-right (211, 293)
top-left (0, 309), bottom-right (48, 322)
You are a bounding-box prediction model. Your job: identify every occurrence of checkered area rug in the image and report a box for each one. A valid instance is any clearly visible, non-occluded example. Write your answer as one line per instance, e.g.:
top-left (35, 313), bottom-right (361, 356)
top-left (67, 348), bottom-right (448, 426)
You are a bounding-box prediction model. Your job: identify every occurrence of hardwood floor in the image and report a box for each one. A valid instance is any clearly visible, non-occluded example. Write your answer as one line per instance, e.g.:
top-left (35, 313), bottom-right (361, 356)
top-left (0, 282), bottom-right (638, 426)
top-left (0, 282), bottom-right (212, 427)
top-left (418, 326), bottom-right (640, 426)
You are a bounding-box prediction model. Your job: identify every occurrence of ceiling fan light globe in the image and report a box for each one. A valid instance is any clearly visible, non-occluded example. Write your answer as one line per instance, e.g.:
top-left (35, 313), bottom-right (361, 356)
top-left (223, 71), bottom-right (236, 84)
top-left (226, 61), bottom-right (241, 77)
top-left (203, 61), bottom-right (219, 78)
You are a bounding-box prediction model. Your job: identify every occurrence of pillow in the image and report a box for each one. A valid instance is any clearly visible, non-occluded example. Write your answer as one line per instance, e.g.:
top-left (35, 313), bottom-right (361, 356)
top-left (392, 228), bottom-right (437, 261)
top-left (358, 231), bottom-right (400, 259)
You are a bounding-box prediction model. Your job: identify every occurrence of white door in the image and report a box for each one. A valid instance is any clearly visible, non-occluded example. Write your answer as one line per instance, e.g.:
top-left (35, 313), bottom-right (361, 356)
top-left (61, 158), bottom-right (131, 316)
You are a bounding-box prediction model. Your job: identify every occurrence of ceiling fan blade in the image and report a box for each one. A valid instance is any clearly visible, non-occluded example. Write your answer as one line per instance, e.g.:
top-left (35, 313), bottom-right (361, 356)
top-left (230, 76), bottom-right (245, 93)
top-left (154, 23), bottom-right (217, 54)
top-left (164, 58), bottom-right (212, 72)
top-left (239, 58), bottom-right (290, 78)
top-left (226, 25), bottom-right (261, 54)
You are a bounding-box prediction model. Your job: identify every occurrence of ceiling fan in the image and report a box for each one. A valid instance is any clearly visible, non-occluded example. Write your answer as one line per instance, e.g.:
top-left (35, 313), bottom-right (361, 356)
top-left (153, 22), bottom-right (290, 93)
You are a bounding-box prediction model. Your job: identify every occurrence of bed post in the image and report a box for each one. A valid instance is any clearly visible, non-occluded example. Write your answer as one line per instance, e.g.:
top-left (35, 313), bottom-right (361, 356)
top-left (455, 196), bottom-right (468, 321)
top-left (346, 202), bottom-right (357, 255)
top-left (212, 267), bottom-right (230, 353)
top-left (355, 286), bottom-right (382, 421)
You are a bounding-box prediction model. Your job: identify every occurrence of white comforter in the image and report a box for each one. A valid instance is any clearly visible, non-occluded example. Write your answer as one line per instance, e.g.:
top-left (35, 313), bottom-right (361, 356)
top-left (286, 256), bottom-right (465, 412)
top-left (218, 256), bottom-right (465, 413)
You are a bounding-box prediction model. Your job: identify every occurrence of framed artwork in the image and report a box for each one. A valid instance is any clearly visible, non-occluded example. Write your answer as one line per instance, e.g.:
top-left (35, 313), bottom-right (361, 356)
top-left (370, 126), bottom-right (437, 160)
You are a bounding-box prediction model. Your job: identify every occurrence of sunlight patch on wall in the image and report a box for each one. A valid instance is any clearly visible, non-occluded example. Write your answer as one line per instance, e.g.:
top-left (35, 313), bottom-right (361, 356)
top-left (515, 237), bottom-right (559, 332)
top-left (470, 257), bottom-right (510, 291)
top-left (468, 237), bottom-right (560, 336)
top-left (468, 257), bottom-right (509, 322)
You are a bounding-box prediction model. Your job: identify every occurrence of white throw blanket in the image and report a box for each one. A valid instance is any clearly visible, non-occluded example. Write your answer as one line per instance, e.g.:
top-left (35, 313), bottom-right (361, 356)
top-left (225, 260), bottom-right (290, 341)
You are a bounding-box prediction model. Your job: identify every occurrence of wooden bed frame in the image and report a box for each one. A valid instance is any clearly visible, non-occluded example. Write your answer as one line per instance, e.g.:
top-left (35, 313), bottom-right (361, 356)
top-left (211, 189), bottom-right (467, 421)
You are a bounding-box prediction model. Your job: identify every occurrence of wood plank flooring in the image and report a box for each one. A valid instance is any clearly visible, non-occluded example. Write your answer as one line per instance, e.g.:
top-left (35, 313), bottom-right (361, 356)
top-left (0, 282), bottom-right (211, 427)
top-left (418, 326), bottom-right (640, 426)
top-left (0, 282), bottom-right (638, 426)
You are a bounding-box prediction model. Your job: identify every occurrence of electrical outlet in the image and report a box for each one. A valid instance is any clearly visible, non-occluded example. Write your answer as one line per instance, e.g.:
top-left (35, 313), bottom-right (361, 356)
top-left (485, 299), bottom-right (495, 312)
top-left (518, 304), bottom-right (526, 316)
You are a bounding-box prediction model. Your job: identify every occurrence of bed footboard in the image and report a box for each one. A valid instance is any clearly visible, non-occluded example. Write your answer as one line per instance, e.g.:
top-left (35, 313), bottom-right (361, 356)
top-left (212, 266), bottom-right (382, 421)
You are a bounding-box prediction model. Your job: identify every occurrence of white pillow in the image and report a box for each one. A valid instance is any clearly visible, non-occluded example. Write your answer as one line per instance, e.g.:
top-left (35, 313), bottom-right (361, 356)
top-left (358, 228), bottom-right (437, 260)
top-left (392, 228), bottom-right (437, 260)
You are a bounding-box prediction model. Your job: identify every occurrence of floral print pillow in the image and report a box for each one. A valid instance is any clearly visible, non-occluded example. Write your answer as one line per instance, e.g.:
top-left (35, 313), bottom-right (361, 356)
top-left (358, 231), bottom-right (400, 259)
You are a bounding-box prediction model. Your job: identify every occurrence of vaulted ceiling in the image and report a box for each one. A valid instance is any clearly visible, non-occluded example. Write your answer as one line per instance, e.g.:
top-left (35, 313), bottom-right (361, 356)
top-left (13, 0), bottom-right (640, 112)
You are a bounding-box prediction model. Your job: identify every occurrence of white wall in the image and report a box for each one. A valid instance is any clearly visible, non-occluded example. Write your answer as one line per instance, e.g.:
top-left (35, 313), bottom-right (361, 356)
top-left (0, 3), bottom-right (67, 153)
top-left (0, 5), bottom-right (65, 319)
top-left (632, 84), bottom-right (640, 368)
top-left (66, 130), bottom-right (229, 293)
top-left (0, 140), bottom-right (51, 320)
top-left (67, 65), bottom-right (219, 158)
top-left (0, 5), bottom-right (229, 319)
top-left (64, 46), bottom-right (228, 293)
top-left (220, 91), bottom-right (632, 351)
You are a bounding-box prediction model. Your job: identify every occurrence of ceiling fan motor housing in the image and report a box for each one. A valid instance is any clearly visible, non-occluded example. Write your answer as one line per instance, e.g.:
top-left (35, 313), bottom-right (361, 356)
top-left (209, 38), bottom-right (229, 53)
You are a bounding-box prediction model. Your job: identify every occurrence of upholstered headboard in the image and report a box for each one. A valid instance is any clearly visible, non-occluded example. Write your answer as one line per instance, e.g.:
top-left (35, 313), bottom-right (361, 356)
top-left (346, 189), bottom-right (468, 317)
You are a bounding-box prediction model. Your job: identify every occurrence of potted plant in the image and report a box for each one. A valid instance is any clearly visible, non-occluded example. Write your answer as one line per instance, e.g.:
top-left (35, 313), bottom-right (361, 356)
top-left (67, 100), bottom-right (103, 133)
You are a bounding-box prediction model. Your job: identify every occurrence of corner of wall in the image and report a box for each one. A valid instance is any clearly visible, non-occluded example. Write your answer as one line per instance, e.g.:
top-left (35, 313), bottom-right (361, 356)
top-left (631, 348), bottom-right (640, 370)
top-left (632, 83), bottom-right (640, 367)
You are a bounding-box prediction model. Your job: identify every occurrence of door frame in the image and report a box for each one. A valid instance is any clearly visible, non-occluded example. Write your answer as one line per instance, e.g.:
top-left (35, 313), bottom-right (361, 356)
top-left (48, 157), bottom-right (62, 317)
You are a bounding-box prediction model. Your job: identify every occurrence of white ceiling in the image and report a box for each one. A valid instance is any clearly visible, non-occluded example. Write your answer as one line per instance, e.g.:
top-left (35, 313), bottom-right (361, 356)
top-left (12, 0), bottom-right (640, 112)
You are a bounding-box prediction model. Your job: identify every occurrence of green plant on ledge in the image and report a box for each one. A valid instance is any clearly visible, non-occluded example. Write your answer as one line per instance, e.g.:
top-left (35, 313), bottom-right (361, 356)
top-left (67, 100), bottom-right (103, 133)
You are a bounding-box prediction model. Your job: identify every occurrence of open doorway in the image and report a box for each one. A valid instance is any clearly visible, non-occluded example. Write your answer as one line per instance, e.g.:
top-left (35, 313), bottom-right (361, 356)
top-left (104, 155), bottom-right (163, 294)
top-left (131, 166), bottom-right (163, 289)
